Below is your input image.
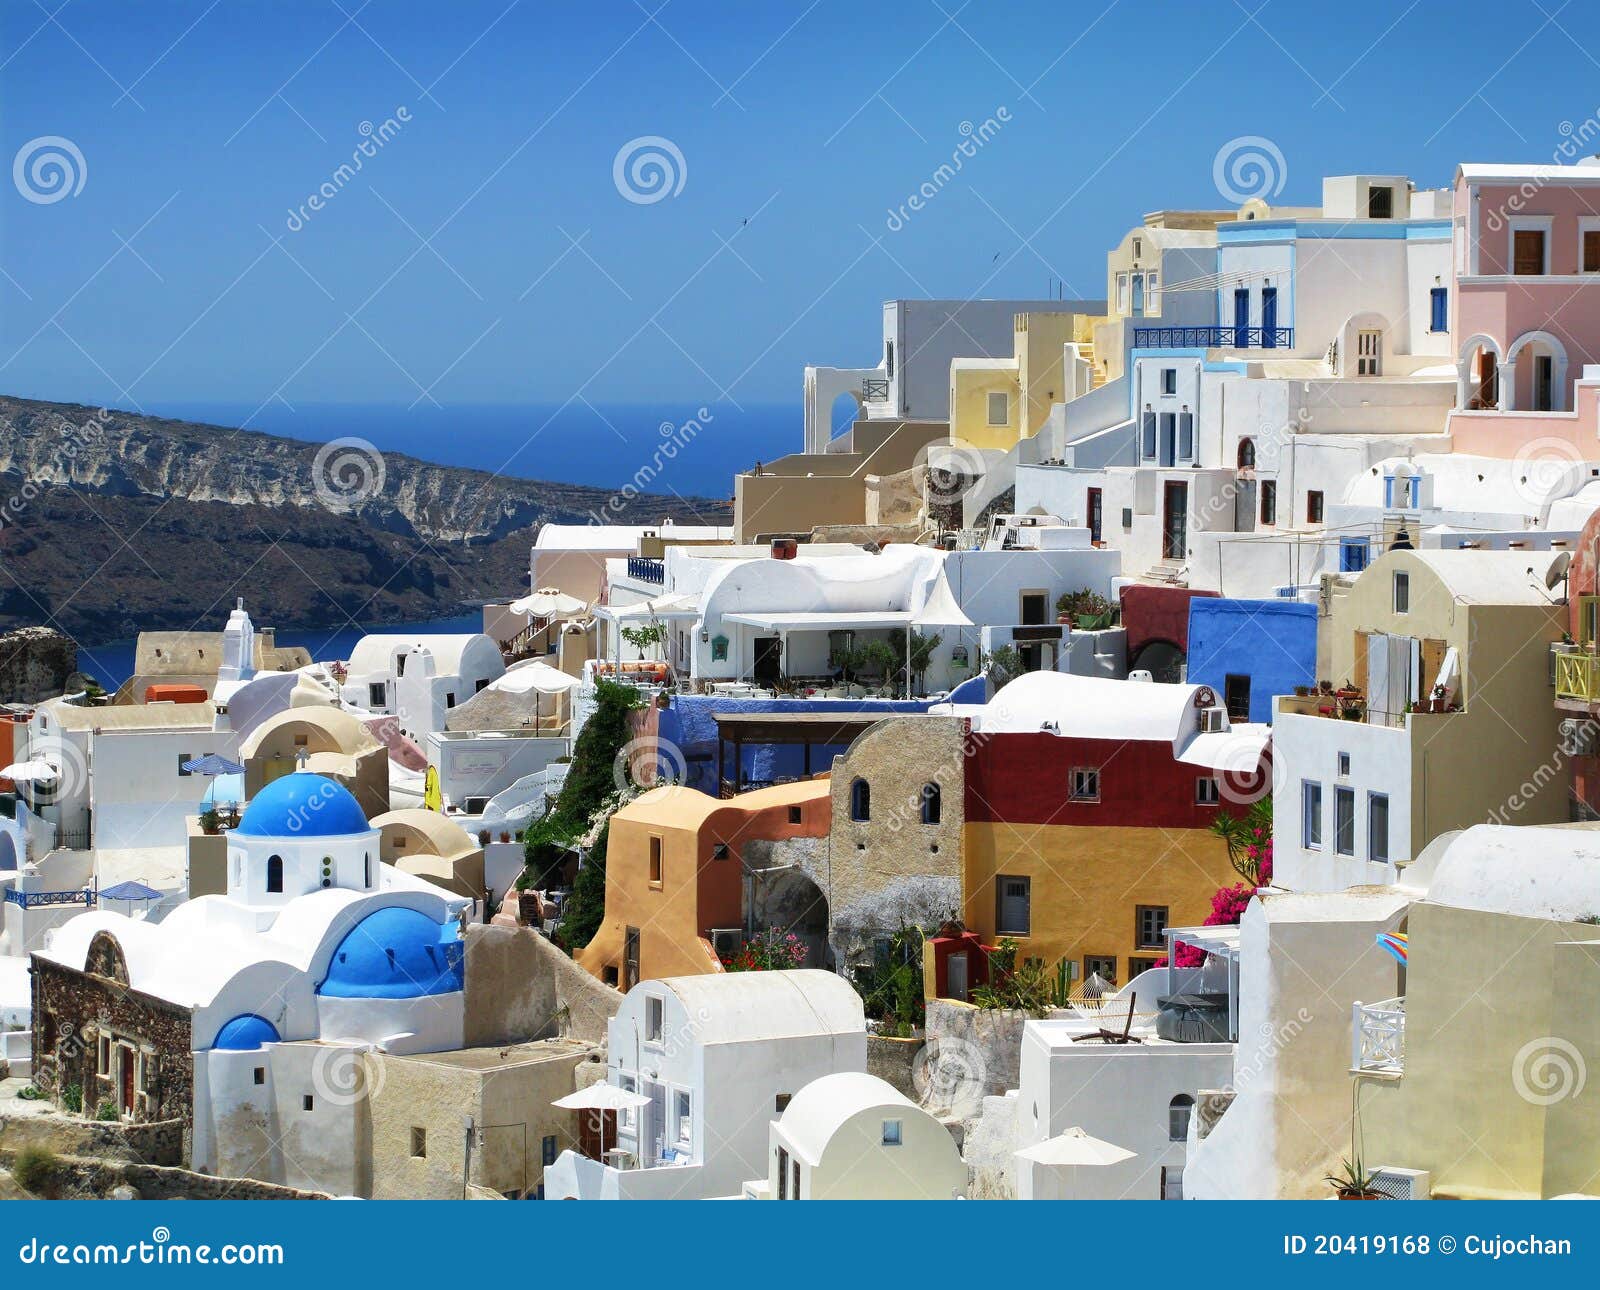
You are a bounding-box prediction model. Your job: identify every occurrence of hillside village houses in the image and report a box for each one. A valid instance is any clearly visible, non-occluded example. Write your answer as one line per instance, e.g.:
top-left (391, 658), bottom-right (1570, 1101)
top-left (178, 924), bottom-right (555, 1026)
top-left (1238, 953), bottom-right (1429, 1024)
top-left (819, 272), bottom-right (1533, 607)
top-left (13, 154), bottom-right (1600, 1204)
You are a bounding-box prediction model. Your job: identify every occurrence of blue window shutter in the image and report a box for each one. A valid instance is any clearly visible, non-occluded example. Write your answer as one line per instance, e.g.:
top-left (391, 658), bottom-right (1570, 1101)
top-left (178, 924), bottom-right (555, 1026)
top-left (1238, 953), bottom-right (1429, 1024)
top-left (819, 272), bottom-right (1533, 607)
top-left (1430, 287), bottom-right (1448, 333)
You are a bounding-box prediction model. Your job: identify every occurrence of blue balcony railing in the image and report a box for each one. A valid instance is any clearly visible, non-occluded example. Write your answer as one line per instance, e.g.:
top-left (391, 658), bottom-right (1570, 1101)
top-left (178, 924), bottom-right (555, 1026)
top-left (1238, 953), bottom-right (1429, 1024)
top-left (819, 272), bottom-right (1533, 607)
top-left (1134, 326), bottom-right (1294, 350)
top-left (4, 888), bottom-right (95, 909)
top-left (627, 556), bottom-right (665, 584)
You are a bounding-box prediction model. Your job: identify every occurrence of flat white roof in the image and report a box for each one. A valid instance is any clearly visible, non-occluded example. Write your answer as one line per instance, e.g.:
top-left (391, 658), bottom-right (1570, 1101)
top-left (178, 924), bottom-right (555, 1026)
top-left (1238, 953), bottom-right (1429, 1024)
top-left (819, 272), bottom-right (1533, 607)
top-left (1459, 162), bottom-right (1600, 184)
top-left (722, 610), bottom-right (914, 631)
top-left (534, 523), bottom-right (732, 551)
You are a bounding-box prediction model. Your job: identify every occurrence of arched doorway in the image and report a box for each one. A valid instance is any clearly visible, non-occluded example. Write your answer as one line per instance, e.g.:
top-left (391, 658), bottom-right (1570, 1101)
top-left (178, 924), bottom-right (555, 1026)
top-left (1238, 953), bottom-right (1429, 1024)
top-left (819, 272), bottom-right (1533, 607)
top-left (1456, 334), bottom-right (1502, 410)
top-left (749, 866), bottom-right (831, 970)
top-left (1132, 639), bottom-right (1185, 684)
top-left (1504, 330), bottom-right (1569, 412)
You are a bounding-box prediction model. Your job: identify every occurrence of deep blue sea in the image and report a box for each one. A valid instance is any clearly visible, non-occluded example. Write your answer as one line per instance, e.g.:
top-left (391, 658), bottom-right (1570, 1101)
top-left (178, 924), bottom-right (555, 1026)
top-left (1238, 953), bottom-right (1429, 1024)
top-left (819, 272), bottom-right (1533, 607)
top-left (147, 399), bottom-right (798, 498)
top-left (76, 612), bottom-right (488, 692)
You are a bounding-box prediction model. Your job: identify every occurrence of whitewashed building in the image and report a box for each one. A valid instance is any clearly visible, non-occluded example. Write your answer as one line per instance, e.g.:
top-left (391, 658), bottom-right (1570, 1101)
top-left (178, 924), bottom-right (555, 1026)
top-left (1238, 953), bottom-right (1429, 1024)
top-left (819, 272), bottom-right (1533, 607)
top-left (545, 970), bottom-right (866, 1200)
top-left (341, 634), bottom-right (505, 741)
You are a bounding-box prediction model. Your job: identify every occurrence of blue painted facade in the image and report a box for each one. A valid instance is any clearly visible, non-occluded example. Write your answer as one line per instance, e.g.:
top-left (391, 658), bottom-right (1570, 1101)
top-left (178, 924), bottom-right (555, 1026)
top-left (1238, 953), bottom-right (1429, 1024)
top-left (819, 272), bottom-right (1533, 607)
top-left (1186, 597), bottom-right (1317, 724)
top-left (318, 906), bottom-right (465, 999)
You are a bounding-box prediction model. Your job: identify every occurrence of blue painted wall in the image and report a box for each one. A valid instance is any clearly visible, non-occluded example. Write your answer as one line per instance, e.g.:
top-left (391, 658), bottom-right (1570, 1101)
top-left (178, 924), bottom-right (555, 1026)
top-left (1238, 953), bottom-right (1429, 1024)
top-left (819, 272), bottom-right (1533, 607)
top-left (1186, 598), bottom-right (1317, 724)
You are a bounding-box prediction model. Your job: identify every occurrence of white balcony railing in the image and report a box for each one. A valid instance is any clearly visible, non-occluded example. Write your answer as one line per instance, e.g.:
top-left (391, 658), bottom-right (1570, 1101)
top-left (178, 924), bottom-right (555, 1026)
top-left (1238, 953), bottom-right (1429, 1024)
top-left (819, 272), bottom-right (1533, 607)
top-left (1352, 997), bottom-right (1405, 1074)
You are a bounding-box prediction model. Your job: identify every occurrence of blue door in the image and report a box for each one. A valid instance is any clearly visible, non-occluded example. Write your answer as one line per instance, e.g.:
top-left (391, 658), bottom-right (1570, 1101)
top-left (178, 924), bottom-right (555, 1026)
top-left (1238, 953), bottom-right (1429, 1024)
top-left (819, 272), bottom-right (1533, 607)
top-left (1233, 289), bottom-right (1250, 347)
top-left (1261, 288), bottom-right (1278, 348)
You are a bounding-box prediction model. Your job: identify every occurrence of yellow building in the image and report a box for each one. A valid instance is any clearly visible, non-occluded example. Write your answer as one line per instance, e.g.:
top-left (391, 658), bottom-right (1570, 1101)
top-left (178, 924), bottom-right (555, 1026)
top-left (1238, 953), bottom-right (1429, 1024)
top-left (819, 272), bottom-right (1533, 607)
top-left (578, 780), bottom-right (831, 988)
top-left (1353, 824), bottom-right (1600, 1199)
top-left (949, 312), bottom-right (1097, 452)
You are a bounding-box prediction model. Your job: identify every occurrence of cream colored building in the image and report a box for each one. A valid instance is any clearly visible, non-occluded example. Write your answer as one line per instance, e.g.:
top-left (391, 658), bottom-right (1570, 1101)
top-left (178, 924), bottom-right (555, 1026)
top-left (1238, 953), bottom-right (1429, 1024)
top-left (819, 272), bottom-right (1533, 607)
top-left (1354, 825), bottom-right (1600, 1199)
top-left (368, 1038), bottom-right (597, 1199)
top-left (1274, 548), bottom-right (1566, 893)
top-left (749, 1071), bottom-right (966, 1199)
top-left (949, 312), bottom-right (1097, 452)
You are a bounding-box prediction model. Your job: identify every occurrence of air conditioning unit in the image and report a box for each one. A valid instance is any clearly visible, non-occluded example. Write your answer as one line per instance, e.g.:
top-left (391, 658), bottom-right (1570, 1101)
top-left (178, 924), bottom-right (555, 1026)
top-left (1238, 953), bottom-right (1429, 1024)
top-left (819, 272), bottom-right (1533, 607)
top-left (1561, 718), bottom-right (1598, 757)
top-left (709, 928), bottom-right (743, 959)
top-left (1198, 708), bottom-right (1227, 734)
top-left (1368, 1166), bottom-right (1431, 1200)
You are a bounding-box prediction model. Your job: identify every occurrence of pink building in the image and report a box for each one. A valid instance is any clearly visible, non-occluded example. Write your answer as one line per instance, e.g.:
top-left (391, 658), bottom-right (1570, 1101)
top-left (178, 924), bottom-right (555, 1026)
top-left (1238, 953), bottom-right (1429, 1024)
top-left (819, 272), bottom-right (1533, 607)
top-left (1453, 162), bottom-right (1600, 415)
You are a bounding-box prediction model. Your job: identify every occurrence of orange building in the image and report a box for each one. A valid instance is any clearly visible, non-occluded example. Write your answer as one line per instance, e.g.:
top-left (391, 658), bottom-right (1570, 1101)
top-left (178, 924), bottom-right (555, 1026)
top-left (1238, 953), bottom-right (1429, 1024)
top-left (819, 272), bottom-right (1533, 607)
top-left (579, 779), bottom-right (831, 988)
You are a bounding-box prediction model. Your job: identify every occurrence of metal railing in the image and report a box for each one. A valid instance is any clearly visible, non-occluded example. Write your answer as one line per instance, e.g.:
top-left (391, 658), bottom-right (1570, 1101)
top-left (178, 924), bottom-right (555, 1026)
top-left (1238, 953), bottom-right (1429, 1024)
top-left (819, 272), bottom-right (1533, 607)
top-left (1133, 326), bottom-right (1294, 349)
top-left (626, 556), bottom-right (665, 584)
top-left (861, 377), bottom-right (890, 402)
top-left (1352, 997), bottom-right (1405, 1074)
top-left (4, 888), bottom-right (95, 909)
top-left (1556, 649), bottom-right (1600, 703)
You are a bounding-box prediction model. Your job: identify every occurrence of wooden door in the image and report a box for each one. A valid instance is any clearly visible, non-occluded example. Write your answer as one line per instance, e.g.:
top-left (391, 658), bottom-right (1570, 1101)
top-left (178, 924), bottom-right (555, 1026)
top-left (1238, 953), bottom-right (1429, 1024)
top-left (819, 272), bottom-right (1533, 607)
top-left (1162, 482), bottom-right (1188, 560)
top-left (119, 1047), bottom-right (135, 1116)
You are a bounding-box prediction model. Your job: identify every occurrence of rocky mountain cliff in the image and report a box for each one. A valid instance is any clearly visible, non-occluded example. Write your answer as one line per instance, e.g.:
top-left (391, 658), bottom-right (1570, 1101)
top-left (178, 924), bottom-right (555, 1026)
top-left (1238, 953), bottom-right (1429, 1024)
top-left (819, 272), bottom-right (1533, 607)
top-left (0, 396), bottom-right (730, 643)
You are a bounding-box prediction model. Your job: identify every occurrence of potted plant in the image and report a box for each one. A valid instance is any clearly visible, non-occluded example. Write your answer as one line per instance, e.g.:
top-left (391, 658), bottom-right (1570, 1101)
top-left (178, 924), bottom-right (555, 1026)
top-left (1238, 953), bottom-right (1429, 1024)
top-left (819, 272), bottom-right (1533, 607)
top-left (1426, 683), bottom-right (1449, 713)
top-left (1293, 684), bottom-right (1311, 698)
top-left (477, 829), bottom-right (491, 845)
top-left (499, 831), bottom-right (511, 844)
top-left (1324, 1157), bottom-right (1385, 1199)
top-left (199, 805), bottom-right (222, 836)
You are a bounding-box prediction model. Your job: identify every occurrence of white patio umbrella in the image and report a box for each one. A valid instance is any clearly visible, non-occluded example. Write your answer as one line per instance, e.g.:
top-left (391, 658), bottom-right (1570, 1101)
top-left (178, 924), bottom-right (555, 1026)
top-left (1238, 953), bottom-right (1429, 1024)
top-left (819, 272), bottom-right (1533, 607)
top-left (493, 660), bottom-right (584, 695)
top-left (0, 758), bottom-right (59, 783)
top-left (510, 587), bottom-right (588, 619)
top-left (552, 1083), bottom-right (652, 1112)
top-left (1015, 1126), bottom-right (1136, 1169)
top-left (906, 569), bottom-right (974, 696)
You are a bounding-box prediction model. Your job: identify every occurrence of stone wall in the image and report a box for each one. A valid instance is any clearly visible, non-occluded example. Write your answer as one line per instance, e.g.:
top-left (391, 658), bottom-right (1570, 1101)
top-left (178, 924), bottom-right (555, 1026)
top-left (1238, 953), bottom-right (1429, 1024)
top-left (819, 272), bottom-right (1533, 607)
top-left (464, 923), bottom-right (621, 1049)
top-left (31, 951), bottom-right (194, 1131)
top-left (0, 626), bottom-right (76, 704)
top-left (1, 1151), bottom-right (331, 1200)
top-left (0, 1111), bottom-right (183, 1165)
top-left (867, 1033), bottom-right (923, 1099)
top-left (924, 998), bottom-right (1026, 1109)
top-left (828, 715), bottom-right (965, 967)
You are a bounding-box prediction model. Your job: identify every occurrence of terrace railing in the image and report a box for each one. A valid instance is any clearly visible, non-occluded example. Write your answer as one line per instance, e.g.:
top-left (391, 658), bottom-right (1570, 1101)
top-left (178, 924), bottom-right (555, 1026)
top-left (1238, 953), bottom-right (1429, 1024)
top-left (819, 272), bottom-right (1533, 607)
top-left (1133, 326), bottom-right (1294, 350)
top-left (1352, 996), bottom-right (1405, 1075)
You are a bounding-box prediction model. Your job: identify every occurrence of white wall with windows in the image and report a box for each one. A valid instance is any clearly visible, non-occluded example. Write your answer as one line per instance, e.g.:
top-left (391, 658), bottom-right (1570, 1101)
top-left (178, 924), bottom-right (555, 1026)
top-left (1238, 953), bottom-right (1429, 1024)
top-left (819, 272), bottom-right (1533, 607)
top-left (1272, 708), bottom-right (1412, 892)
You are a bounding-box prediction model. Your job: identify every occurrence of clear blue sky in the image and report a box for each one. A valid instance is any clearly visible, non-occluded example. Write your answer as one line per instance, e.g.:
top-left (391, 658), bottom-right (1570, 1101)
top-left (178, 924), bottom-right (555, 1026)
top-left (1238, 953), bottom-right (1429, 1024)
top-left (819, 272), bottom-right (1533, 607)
top-left (2, 0), bottom-right (1596, 415)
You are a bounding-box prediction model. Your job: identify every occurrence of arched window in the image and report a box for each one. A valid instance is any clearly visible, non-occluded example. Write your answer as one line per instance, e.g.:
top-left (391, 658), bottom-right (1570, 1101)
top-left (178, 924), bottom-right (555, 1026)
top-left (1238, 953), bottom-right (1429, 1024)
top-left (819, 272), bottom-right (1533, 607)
top-left (920, 782), bottom-right (941, 825)
top-left (266, 854), bottom-right (284, 894)
top-left (1169, 1093), bottom-right (1196, 1142)
top-left (850, 778), bottom-right (871, 822)
top-left (1237, 438), bottom-right (1256, 470)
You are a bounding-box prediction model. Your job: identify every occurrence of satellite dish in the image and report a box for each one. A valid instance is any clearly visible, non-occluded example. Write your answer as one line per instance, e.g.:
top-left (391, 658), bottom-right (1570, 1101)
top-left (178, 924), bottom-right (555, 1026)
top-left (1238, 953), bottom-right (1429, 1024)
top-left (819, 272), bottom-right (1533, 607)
top-left (1547, 550), bottom-right (1573, 589)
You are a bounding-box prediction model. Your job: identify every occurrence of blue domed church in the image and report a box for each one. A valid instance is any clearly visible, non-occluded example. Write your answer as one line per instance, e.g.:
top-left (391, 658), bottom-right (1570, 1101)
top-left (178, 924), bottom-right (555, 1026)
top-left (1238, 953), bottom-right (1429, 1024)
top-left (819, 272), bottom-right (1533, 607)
top-left (33, 770), bottom-right (472, 1193)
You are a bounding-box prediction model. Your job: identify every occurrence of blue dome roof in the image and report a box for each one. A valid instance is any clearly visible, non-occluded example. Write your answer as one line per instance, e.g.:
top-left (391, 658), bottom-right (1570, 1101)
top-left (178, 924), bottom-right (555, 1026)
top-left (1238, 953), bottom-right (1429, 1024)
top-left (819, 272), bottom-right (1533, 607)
top-left (236, 773), bottom-right (371, 839)
top-left (212, 1014), bottom-right (280, 1051)
top-left (319, 907), bottom-right (464, 999)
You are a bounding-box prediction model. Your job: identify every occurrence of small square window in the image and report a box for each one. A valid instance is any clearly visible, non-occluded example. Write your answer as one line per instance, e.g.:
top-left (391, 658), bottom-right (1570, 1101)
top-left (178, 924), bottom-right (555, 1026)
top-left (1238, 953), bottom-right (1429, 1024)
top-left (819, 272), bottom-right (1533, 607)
top-left (711, 842), bottom-right (730, 860)
top-left (1337, 752), bottom-right (1351, 777)
top-left (411, 1127), bottom-right (426, 1158)
top-left (253, 1067), bottom-right (265, 1086)
top-left (775, 1093), bottom-right (792, 1113)
top-left (303, 1094), bottom-right (315, 1111)
top-left (1070, 767), bottom-right (1100, 801)
top-left (1307, 490), bottom-right (1324, 524)
top-left (1083, 954), bottom-right (1118, 986)
top-left (1161, 368), bottom-right (1177, 396)
top-left (368, 683), bottom-right (386, 707)
top-left (987, 392), bottom-right (1009, 426)
top-left (1135, 905), bottom-right (1169, 950)
top-left (881, 1119), bottom-right (903, 1146)
top-left (788, 806), bottom-right (802, 825)
top-left (177, 753), bottom-right (193, 777)
top-left (1367, 186), bottom-right (1393, 219)
top-left (1195, 777), bottom-right (1219, 805)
